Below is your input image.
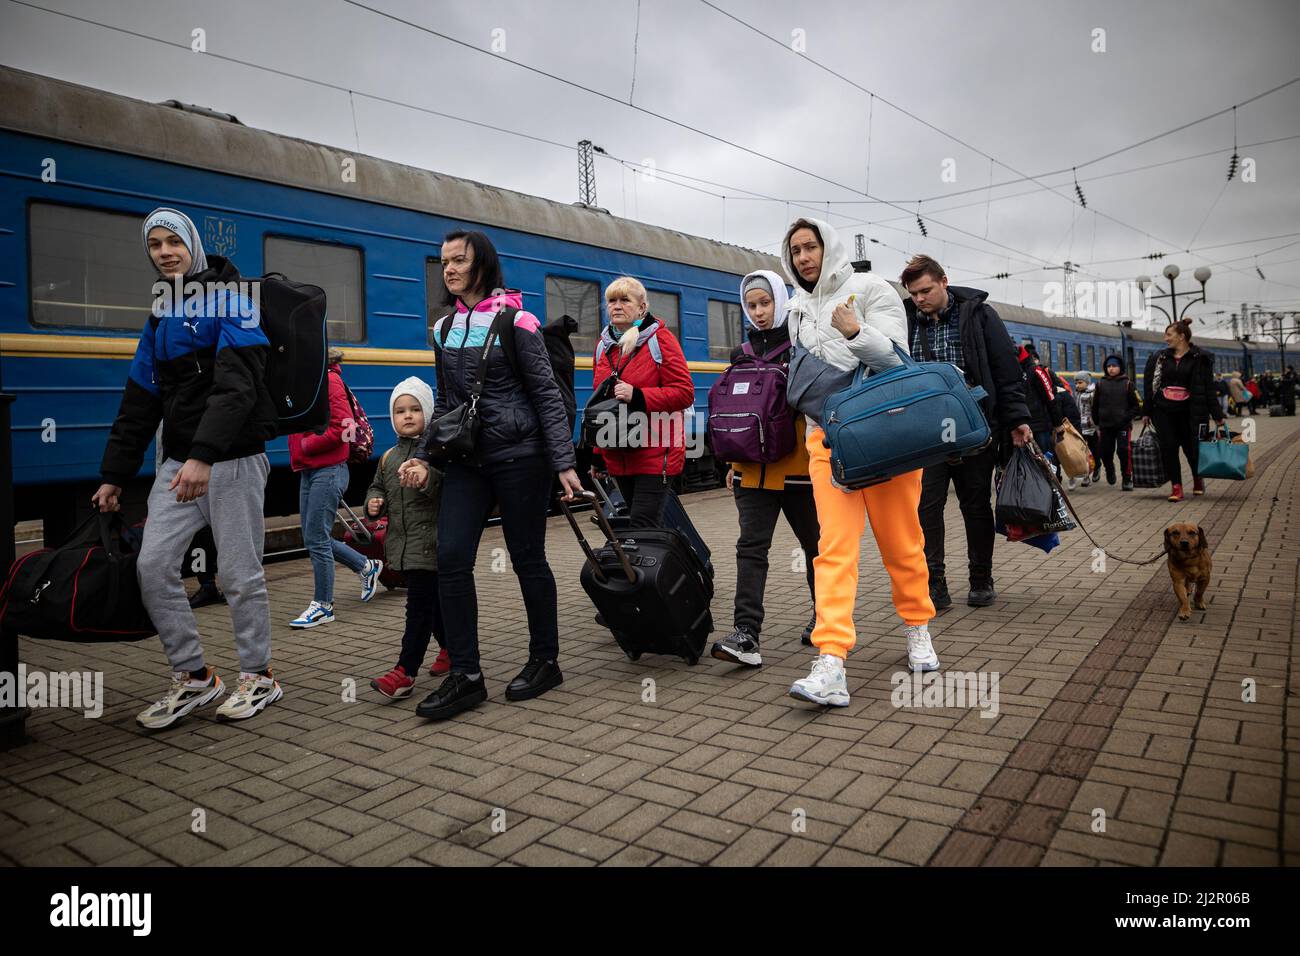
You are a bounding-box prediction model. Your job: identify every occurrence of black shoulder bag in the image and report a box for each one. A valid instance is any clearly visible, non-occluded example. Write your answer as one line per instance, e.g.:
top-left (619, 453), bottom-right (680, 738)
top-left (421, 310), bottom-right (508, 465)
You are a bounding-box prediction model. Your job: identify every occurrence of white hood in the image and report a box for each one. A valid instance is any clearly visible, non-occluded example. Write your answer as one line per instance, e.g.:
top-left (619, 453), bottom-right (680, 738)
top-left (778, 216), bottom-right (907, 376)
top-left (738, 269), bottom-right (790, 329)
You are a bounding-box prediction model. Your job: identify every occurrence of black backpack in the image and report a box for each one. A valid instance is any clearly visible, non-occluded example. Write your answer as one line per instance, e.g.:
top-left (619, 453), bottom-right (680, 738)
top-left (257, 273), bottom-right (330, 436)
top-left (438, 309), bottom-right (578, 432)
top-left (148, 271), bottom-right (330, 436)
top-left (0, 513), bottom-right (155, 643)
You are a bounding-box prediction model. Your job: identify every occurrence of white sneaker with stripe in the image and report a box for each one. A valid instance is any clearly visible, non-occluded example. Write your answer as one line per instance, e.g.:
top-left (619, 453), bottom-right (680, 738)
top-left (136, 670), bottom-right (224, 730)
top-left (215, 672), bottom-right (283, 721)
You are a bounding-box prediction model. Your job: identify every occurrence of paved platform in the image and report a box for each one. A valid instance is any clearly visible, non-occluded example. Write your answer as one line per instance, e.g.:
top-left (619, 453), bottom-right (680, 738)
top-left (2, 417), bottom-right (1297, 867)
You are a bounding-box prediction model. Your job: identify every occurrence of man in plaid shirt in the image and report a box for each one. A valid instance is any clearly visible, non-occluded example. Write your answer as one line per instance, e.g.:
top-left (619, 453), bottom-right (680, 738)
top-left (902, 255), bottom-right (1033, 611)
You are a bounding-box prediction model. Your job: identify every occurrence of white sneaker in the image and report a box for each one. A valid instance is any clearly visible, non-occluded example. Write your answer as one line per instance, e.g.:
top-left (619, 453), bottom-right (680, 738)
top-left (906, 624), bottom-right (940, 673)
top-left (289, 601), bottom-right (334, 628)
top-left (1065, 476), bottom-right (1079, 490)
top-left (789, 654), bottom-right (850, 707)
top-left (136, 670), bottom-right (224, 730)
top-left (359, 559), bottom-right (383, 603)
top-left (216, 672), bottom-right (283, 721)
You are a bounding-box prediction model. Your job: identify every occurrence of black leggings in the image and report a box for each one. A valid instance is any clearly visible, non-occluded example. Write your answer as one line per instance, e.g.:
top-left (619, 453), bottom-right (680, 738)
top-left (397, 569), bottom-right (445, 675)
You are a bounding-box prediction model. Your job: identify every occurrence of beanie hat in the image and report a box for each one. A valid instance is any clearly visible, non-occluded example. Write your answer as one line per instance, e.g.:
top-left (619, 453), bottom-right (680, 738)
top-left (142, 207), bottom-right (208, 277)
top-left (389, 376), bottom-right (434, 431)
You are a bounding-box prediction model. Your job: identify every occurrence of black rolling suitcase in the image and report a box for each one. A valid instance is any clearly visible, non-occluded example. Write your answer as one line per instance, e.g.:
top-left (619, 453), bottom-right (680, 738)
top-left (593, 477), bottom-right (714, 576)
top-left (559, 492), bottom-right (714, 664)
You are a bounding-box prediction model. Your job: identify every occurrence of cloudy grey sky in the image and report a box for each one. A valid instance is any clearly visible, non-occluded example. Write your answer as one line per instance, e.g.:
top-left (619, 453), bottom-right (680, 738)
top-left (3, 0), bottom-right (1299, 334)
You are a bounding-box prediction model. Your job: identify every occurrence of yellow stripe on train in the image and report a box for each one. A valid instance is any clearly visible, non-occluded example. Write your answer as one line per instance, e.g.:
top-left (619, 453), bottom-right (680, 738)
top-left (0, 333), bottom-right (733, 373)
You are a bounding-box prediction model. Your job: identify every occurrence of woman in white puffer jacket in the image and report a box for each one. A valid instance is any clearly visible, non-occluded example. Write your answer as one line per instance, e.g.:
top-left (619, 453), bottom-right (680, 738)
top-left (782, 217), bottom-right (939, 709)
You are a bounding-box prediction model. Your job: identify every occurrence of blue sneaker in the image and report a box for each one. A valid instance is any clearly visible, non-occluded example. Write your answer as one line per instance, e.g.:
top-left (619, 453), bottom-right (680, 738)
top-left (359, 559), bottom-right (383, 603)
top-left (290, 601), bottom-right (334, 628)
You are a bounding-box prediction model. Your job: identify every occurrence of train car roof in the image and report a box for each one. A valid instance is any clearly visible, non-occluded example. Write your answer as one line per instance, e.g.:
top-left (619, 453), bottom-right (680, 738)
top-left (0, 66), bottom-right (1257, 354)
top-left (0, 65), bottom-right (784, 278)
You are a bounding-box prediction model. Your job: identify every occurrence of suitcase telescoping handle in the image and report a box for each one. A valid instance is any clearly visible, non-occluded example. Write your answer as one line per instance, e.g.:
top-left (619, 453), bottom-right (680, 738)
top-left (335, 498), bottom-right (374, 545)
top-left (556, 491), bottom-right (636, 584)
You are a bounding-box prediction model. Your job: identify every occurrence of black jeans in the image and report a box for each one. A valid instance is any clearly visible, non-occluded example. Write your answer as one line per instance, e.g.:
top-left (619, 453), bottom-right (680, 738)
top-left (918, 446), bottom-right (996, 585)
top-left (614, 474), bottom-right (669, 529)
top-left (1097, 426), bottom-right (1132, 478)
top-left (397, 569), bottom-right (444, 675)
top-left (437, 455), bottom-right (559, 673)
top-left (732, 485), bottom-right (819, 637)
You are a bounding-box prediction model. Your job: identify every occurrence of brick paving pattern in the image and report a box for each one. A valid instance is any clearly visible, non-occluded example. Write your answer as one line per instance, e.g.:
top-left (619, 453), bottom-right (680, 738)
top-left (2, 417), bottom-right (1296, 867)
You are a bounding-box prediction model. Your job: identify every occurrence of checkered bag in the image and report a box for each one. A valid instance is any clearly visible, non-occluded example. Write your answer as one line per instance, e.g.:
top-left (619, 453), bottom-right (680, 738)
top-left (1130, 422), bottom-right (1166, 488)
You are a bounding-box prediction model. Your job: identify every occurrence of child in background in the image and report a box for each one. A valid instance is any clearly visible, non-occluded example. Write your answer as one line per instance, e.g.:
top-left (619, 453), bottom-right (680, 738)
top-left (1073, 371), bottom-right (1099, 488)
top-left (368, 377), bottom-right (449, 699)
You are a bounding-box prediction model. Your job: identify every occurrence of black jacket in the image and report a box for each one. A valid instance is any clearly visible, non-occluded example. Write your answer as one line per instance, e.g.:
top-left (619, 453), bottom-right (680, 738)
top-left (423, 296), bottom-right (577, 473)
top-left (1021, 358), bottom-right (1065, 433)
top-left (101, 255), bottom-right (277, 486)
top-left (729, 323), bottom-right (793, 365)
top-left (904, 286), bottom-right (1030, 447)
top-left (1058, 384), bottom-right (1082, 433)
top-left (1093, 364), bottom-right (1141, 429)
top-left (1143, 345), bottom-right (1222, 425)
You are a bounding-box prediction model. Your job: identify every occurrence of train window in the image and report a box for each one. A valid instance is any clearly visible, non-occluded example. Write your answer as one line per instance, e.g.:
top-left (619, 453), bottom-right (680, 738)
top-left (1040, 340), bottom-right (1051, 365)
top-left (546, 276), bottom-right (601, 355)
top-left (647, 290), bottom-right (680, 338)
top-left (29, 203), bottom-right (156, 330)
top-left (265, 236), bottom-right (364, 342)
top-left (1057, 342), bottom-right (1068, 370)
top-left (425, 257), bottom-right (446, 344)
top-left (707, 300), bottom-right (744, 360)
top-left (1073, 344), bottom-right (1082, 370)
top-left (1088, 345), bottom-right (1097, 370)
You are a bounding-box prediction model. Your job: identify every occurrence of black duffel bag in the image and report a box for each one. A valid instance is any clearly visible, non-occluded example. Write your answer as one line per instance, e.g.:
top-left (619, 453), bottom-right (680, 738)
top-left (0, 512), bottom-right (156, 642)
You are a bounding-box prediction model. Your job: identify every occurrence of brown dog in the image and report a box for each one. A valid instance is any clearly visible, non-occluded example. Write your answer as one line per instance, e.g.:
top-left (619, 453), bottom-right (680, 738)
top-left (1165, 522), bottom-right (1212, 621)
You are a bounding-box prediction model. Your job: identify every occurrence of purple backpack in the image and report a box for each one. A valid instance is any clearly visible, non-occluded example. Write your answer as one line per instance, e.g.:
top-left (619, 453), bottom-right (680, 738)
top-left (707, 341), bottom-right (797, 464)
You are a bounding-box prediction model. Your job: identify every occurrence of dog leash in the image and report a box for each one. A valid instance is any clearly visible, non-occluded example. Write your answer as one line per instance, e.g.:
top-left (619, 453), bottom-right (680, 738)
top-left (1023, 438), bottom-right (1167, 567)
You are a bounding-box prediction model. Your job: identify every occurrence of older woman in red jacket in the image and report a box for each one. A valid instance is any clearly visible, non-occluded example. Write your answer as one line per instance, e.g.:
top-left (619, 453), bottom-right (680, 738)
top-left (589, 276), bottom-right (696, 527)
top-left (287, 349), bottom-right (383, 627)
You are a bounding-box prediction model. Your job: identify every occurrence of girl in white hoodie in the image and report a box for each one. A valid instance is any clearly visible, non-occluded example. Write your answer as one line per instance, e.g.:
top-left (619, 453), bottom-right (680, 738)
top-left (710, 269), bottom-right (821, 669)
top-left (781, 218), bottom-right (939, 708)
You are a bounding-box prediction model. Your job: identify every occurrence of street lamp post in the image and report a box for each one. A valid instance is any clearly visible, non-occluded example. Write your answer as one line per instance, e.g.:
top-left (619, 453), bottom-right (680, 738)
top-left (1251, 310), bottom-right (1300, 371)
top-left (1136, 264), bottom-right (1212, 327)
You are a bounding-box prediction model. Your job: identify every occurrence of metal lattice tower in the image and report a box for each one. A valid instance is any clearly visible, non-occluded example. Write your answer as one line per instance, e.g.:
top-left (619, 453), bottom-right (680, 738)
top-left (854, 234), bottom-right (867, 260)
top-left (577, 140), bottom-right (597, 208)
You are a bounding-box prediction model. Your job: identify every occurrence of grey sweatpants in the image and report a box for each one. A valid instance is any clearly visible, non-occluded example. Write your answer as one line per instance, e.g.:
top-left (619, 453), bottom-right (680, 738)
top-left (137, 455), bottom-right (272, 674)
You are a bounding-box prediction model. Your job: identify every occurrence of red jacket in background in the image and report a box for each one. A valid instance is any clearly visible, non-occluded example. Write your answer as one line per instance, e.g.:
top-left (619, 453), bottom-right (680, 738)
top-left (591, 319), bottom-right (695, 477)
top-left (289, 364), bottom-right (352, 471)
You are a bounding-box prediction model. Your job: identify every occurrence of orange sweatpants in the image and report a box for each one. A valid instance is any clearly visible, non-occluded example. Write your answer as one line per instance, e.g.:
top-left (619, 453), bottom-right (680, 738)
top-left (805, 425), bottom-right (934, 658)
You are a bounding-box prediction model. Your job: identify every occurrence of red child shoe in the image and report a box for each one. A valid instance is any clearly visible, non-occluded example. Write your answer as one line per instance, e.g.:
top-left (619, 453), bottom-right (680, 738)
top-left (1192, 477), bottom-right (1205, 496)
top-left (428, 648), bottom-right (451, 676)
top-left (1167, 483), bottom-right (1184, 502)
top-left (371, 665), bottom-right (414, 700)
